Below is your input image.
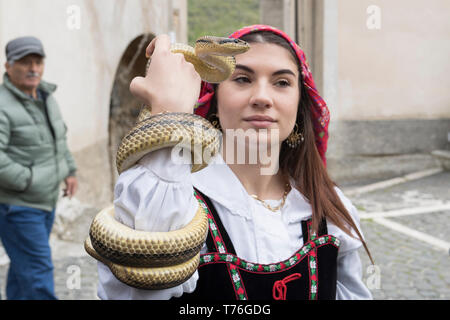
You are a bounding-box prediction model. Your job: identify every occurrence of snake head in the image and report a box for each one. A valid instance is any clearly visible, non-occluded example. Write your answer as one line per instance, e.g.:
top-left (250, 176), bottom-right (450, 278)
top-left (196, 36), bottom-right (250, 56)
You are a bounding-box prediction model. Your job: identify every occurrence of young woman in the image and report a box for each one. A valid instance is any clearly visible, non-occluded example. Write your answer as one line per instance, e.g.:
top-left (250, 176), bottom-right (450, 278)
top-left (97, 25), bottom-right (373, 300)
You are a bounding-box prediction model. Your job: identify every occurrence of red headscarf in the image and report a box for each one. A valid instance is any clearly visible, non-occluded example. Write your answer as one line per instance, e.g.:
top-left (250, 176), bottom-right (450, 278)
top-left (194, 25), bottom-right (330, 166)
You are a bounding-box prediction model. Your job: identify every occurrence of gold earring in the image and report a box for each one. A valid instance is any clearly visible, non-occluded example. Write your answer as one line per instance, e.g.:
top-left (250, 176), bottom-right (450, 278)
top-left (209, 113), bottom-right (222, 130)
top-left (285, 124), bottom-right (304, 148)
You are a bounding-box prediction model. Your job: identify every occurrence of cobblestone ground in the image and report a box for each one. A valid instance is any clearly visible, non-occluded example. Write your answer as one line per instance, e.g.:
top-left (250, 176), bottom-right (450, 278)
top-left (1, 171), bottom-right (449, 300)
top-left (0, 255), bottom-right (99, 300)
top-left (353, 171), bottom-right (450, 300)
top-left (358, 220), bottom-right (450, 299)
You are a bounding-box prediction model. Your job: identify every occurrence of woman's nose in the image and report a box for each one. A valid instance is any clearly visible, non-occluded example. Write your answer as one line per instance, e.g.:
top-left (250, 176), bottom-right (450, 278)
top-left (249, 82), bottom-right (273, 109)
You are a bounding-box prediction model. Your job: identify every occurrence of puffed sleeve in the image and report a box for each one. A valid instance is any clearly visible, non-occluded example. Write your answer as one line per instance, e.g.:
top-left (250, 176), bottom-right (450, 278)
top-left (330, 187), bottom-right (373, 300)
top-left (97, 148), bottom-right (200, 300)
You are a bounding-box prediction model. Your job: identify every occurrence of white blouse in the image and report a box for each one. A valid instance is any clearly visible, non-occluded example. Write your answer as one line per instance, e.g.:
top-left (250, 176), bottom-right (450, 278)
top-left (97, 149), bottom-right (373, 300)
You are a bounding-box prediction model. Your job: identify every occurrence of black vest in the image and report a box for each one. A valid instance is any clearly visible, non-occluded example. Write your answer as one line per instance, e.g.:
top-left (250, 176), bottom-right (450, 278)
top-left (176, 189), bottom-right (340, 300)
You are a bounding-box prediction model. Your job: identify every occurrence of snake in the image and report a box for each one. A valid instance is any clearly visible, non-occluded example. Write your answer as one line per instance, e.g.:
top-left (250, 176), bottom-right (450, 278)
top-left (84, 36), bottom-right (250, 290)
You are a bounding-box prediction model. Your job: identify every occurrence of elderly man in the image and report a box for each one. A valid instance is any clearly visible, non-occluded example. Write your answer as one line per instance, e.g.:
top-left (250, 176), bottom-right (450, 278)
top-left (0, 36), bottom-right (77, 300)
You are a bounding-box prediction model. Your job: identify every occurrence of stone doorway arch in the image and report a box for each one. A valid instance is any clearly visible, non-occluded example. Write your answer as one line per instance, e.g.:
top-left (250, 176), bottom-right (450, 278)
top-left (108, 33), bottom-right (155, 189)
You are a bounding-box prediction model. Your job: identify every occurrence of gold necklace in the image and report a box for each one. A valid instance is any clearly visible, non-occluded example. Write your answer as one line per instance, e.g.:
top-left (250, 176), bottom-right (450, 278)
top-left (251, 183), bottom-right (291, 212)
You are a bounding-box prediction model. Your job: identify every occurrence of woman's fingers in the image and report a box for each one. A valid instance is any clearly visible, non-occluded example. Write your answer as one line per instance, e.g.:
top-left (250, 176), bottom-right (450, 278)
top-left (145, 38), bottom-right (156, 58)
top-left (131, 34), bottom-right (201, 114)
top-left (129, 76), bottom-right (150, 103)
top-left (146, 34), bottom-right (171, 58)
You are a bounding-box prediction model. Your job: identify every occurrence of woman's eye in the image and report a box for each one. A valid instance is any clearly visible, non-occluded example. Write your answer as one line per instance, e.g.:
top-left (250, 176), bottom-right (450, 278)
top-left (233, 76), bottom-right (250, 84)
top-left (276, 80), bottom-right (291, 87)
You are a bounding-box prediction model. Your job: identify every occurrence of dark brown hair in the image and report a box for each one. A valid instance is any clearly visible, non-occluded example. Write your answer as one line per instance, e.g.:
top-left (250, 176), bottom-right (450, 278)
top-left (206, 31), bottom-right (374, 265)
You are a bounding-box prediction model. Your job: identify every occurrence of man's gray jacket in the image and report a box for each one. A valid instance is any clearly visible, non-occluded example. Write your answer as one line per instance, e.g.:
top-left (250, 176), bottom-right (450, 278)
top-left (0, 73), bottom-right (77, 211)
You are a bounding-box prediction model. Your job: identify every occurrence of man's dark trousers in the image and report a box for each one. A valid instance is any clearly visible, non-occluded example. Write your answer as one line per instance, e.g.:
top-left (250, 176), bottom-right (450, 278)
top-left (0, 204), bottom-right (57, 300)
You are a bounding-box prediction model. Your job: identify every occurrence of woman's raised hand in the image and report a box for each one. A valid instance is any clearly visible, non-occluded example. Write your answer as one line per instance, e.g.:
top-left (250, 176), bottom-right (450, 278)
top-left (129, 34), bottom-right (201, 114)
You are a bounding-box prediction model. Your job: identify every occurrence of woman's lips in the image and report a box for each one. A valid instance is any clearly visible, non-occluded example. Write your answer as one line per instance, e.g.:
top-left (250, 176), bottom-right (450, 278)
top-left (245, 120), bottom-right (275, 128)
top-left (243, 115), bottom-right (276, 128)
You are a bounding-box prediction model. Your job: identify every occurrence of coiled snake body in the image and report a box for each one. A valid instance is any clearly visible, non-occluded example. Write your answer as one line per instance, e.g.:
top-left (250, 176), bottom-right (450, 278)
top-left (84, 36), bottom-right (249, 289)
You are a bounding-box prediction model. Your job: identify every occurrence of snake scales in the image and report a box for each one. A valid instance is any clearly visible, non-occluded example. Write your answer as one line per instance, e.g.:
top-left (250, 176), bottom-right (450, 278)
top-left (84, 36), bottom-right (249, 289)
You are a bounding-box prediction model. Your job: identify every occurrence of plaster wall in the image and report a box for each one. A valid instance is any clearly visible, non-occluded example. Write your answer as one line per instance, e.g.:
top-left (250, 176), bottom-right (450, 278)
top-left (0, 0), bottom-right (187, 208)
top-left (0, 0), bottom-right (187, 152)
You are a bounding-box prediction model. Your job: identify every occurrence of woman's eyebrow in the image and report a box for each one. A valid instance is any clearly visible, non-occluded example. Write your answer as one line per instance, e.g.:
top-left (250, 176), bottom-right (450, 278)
top-left (235, 64), bottom-right (296, 77)
top-left (272, 69), bottom-right (296, 77)
top-left (235, 64), bottom-right (254, 74)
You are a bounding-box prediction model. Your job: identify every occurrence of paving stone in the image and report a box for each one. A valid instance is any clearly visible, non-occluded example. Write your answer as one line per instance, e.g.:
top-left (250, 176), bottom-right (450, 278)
top-left (418, 290), bottom-right (440, 299)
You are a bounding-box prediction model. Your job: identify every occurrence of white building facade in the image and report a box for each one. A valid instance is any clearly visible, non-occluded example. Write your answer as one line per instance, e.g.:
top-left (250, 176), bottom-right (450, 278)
top-left (0, 0), bottom-right (187, 208)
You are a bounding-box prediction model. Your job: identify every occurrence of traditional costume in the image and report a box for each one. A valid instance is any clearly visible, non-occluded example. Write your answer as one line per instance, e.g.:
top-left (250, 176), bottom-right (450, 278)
top-left (97, 25), bottom-right (372, 300)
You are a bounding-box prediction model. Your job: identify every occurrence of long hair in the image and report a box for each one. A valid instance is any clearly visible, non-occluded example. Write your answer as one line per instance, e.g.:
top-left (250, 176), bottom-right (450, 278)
top-left (206, 31), bottom-right (374, 265)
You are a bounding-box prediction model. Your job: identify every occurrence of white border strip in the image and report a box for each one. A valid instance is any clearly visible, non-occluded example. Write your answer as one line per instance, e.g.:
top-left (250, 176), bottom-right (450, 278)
top-left (359, 203), bottom-right (450, 219)
top-left (372, 217), bottom-right (450, 253)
